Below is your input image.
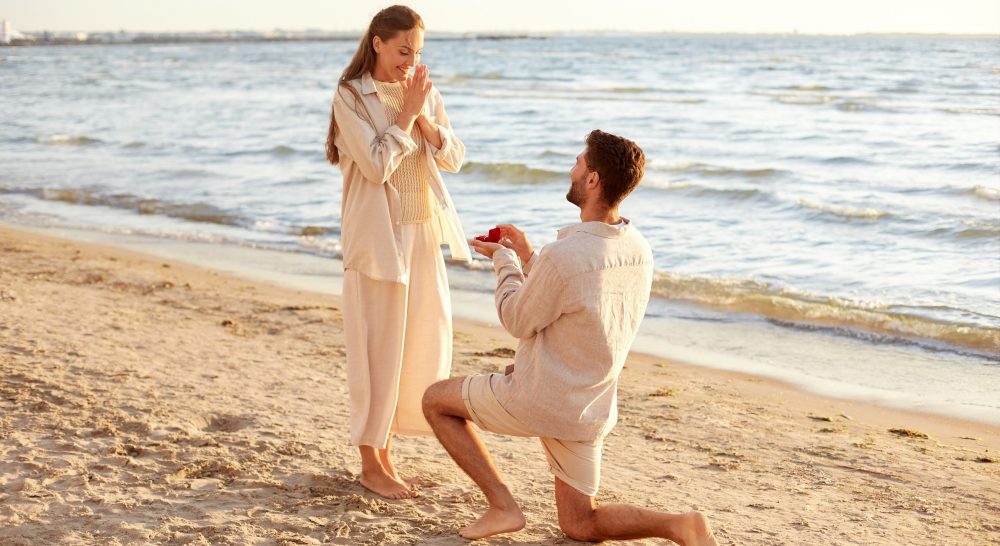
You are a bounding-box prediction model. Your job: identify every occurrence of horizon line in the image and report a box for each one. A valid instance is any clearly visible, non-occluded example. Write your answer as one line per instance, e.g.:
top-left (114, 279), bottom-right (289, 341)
top-left (6, 27), bottom-right (999, 38)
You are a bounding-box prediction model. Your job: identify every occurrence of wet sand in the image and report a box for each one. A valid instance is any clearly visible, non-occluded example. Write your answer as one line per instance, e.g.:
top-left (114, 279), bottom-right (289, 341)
top-left (1, 225), bottom-right (997, 545)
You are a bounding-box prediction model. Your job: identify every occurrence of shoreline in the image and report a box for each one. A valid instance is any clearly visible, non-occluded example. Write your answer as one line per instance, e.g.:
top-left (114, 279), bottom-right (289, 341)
top-left (2, 222), bottom-right (995, 442)
top-left (2, 32), bottom-right (994, 49)
top-left (2, 223), bottom-right (997, 544)
top-left (5, 220), bottom-right (998, 428)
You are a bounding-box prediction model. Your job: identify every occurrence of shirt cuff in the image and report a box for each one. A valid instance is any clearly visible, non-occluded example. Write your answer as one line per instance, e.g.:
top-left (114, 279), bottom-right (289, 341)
top-left (522, 251), bottom-right (536, 275)
top-left (385, 124), bottom-right (418, 154)
top-left (428, 124), bottom-right (451, 158)
top-left (492, 248), bottom-right (521, 273)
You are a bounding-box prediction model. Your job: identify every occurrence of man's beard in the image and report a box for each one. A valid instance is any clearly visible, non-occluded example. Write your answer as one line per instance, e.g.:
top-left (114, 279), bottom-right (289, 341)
top-left (566, 177), bottom-right (585, 206)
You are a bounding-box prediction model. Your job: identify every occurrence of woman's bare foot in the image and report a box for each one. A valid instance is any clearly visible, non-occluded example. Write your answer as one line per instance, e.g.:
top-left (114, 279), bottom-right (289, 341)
top-left (360, 468), bottom-right (414, 500)
top-left (675, 512), bottom-right (718, 546)
top-left (378, 448), bottom-right (400, 481)
top-left (358, 442), bottom-right (413, 499)
top-left (459, 505), bottom-right (526, 540)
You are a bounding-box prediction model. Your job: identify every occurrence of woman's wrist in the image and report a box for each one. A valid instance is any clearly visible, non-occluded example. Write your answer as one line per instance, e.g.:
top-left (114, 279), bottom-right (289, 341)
top-left (395, 111), bottom-right (418, 132)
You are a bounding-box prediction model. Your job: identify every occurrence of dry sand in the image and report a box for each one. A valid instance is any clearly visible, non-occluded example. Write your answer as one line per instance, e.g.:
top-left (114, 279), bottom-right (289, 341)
top-left (1, 225), bottom-right (997, 545)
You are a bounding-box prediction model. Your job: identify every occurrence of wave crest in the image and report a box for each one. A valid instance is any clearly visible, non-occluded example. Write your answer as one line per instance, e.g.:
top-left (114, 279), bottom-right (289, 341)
top-left (661, 162), bottom-right (785, 179)
top-left (0, 186), bottom-right (243, 227)
top-left (651, 272), bottom-right (1000, 354)
top-left (644, 181), bottom-right (765, 202)
top-left (968, 185), bottom-right (1000, 202)
top-left (796, 199), bottom-right (890, 221)
top-left (35, 134), bottom-right (102, 146)
top-left (459, 162), bottom-right (564, 184)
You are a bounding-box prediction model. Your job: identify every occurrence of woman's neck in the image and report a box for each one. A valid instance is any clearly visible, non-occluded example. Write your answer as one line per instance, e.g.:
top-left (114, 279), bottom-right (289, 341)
top-left (372, 67), bottom-right (401, 83)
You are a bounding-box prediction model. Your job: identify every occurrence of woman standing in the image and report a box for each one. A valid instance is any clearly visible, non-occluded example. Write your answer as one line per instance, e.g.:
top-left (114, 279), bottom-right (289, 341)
top-left (325, 5), bottom-right (469, 499)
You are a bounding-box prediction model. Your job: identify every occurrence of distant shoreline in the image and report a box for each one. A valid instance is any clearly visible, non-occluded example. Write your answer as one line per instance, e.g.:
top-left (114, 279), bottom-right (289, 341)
top-left (2, 30), bottom-right (996, 48)
top-left (0, 32), bottom-right (544, 48)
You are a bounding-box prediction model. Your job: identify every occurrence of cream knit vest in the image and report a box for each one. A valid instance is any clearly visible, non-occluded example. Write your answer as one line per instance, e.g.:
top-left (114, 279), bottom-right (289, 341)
top-left (374, 80), bottom-right (432, 224)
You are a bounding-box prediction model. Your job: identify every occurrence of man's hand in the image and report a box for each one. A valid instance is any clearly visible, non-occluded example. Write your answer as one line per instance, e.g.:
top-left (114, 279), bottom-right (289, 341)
top-left (469, 238), bottom-right (505, 259)
top-left (497, 224), bottom-right (534, 265)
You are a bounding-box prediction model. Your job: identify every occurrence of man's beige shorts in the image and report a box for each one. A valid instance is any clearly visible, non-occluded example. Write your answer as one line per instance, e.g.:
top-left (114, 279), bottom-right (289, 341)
top-left (461, 373), bottom-right (602, 497)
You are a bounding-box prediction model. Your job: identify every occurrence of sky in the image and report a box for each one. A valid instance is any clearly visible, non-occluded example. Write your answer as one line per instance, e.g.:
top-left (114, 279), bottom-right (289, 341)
top-left (1, 0), bottom-right (998, 35)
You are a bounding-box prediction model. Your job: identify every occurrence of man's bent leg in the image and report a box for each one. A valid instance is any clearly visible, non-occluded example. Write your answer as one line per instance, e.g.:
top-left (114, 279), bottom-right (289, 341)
top-left (554, 477), bottom-right (718, 545)
top-left (422, 377), bottom-right (525, 539)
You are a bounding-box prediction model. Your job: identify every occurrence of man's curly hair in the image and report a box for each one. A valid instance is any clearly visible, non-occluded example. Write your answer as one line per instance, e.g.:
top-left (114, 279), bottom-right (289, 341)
top-left (584, 130), bottom-right (645, 207)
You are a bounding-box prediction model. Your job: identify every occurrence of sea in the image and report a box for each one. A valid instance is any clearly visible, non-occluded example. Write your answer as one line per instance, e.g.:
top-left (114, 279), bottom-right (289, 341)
top-left (1, 34), bottom-right (998, 423)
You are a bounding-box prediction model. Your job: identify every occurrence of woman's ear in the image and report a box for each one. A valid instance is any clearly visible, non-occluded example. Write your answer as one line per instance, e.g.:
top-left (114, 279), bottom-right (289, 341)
top-left (372, 35), bottom-right (382, 54)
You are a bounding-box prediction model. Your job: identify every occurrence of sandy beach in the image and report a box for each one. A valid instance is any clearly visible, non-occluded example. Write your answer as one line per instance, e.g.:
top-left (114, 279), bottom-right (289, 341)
top-left (1, 224), bottom-right (997, 545)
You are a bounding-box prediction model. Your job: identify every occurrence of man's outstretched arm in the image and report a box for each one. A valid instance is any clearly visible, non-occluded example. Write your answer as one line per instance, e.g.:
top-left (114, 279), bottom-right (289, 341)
top-left (469, 240), bottom-right (569, 339)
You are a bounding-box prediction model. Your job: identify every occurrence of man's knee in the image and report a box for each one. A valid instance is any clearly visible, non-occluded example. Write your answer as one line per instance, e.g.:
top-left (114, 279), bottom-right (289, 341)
top-left (421, 380), bottom-right (447, 417)
top-left (422, 377), bottom-right (466, 419)
top-left (555, 478), bottom-right (600, 541)
top-left (558, 512), bottom-right (599, 542)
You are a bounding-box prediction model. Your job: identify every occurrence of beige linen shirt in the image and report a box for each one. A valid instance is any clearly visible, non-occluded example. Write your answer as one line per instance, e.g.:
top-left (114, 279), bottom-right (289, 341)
top-left (489, 220), bottom-right (654, 442)
top-left (333, 72), bottom-right (470, 283)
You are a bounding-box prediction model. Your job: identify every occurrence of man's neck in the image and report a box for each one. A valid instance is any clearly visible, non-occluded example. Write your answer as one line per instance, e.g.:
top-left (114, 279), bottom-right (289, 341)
top-left (579, 204), bottom-right (621, 225)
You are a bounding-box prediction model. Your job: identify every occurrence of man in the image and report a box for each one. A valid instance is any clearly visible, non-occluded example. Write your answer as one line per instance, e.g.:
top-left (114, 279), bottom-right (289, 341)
top-left (422, 130), bottom-right (718, 545)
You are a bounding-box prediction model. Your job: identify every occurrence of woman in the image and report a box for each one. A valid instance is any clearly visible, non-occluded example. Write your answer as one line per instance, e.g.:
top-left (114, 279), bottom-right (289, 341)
top-left (325, 5), bottom-right (469, 499)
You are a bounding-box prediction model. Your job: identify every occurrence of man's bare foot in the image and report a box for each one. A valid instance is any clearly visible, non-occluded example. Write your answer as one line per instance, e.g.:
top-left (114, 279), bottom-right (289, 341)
top-left (675, 512), bottom-right (718, 546)
top-left (360, 469), bottom-right (414, 500)
top-left (459, 505), bottom-right (526, 540)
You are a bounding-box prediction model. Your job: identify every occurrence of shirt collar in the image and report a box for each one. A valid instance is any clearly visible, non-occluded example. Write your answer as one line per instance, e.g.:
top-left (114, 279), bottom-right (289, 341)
top-left (360, 71), bottom-right (378, 95)
top-left (557, 218), bottom-right (631, 240)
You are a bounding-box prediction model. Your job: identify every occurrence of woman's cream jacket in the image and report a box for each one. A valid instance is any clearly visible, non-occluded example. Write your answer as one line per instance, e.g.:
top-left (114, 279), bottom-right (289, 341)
top-left (333, 72), bottom-right (471, 283)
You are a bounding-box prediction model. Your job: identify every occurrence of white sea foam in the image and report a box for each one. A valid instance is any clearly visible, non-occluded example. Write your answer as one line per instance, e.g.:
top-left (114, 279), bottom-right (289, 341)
top-left (795, 199), bottom-right (891, 220)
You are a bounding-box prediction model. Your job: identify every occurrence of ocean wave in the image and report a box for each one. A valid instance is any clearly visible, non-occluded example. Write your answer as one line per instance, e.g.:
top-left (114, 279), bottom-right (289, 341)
top-left (0, 186), bottom-right (244, 227)
top-left (956, 228), bottom-right (1000, 239)
top-left (297, 236), bottom-right (342, 256)
top-left (449, 71), bottom-right (506, 81)
top-left (752, 88), bottom-right (836, 106)
top-left (269, 177), bottom-right (325, 188)
top-left (650, 271), bottom-right (1000, 354)
top-left (220, 145), bottom-right (311, 158)
top-left (459, 161), bottom-right (564, 184)
top-left (835, 101), bottom-right (888, 112)
top-left (765, 319), bottom-right (999, 361)
top-left (164, 168), bottom-right (219, 179)
top-left (784, 84), bottom-right (831, 91)
top-left (761, 55), bottom-right (807, 64)
top-left (967, 185), bottom-right (1000, 202)
top-left (659, 162), bottom-right (786, 179)
top-left (941, 106), bottom-right (1000, 117)
top-left (880, 85), bottom-right (919, 94)
top-left (297, 225), bottom-right (338, 237)
top-left (35, 134), bottom-right (102, 146)
top-left (795, 199), bottom-right (890, 221)
top-left (472, 89), bottom-right (705, 104)
top-left (927, 220), bottom-right (1000, 240)
top-left (643, 181), bottom-right (766, 202)
top-left (775, 94), bottom-right (833, 105)
top-left (820, 156), bottom-right (874, 166)
top-left (270, 145), bottom-right (298, 155)
top-left (752, 88), bottom-right (905, 113)
top-left (607, 86), bottom-right (651, 94)
top-left (960, 220), bottom-right (1000, 238)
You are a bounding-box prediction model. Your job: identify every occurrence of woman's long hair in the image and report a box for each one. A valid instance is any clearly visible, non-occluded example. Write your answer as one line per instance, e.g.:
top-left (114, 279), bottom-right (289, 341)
top-left (325, 5), bottom-right (424, 165)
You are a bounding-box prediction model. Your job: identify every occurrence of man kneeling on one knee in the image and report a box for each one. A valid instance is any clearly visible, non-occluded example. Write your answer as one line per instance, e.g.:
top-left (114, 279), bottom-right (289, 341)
top-left (422, 130), bottom-right (718, 545)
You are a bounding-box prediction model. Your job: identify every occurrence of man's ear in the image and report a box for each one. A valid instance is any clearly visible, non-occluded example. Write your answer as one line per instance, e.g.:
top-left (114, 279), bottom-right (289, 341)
top-left (586, 170), bottom-right (600, 189)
